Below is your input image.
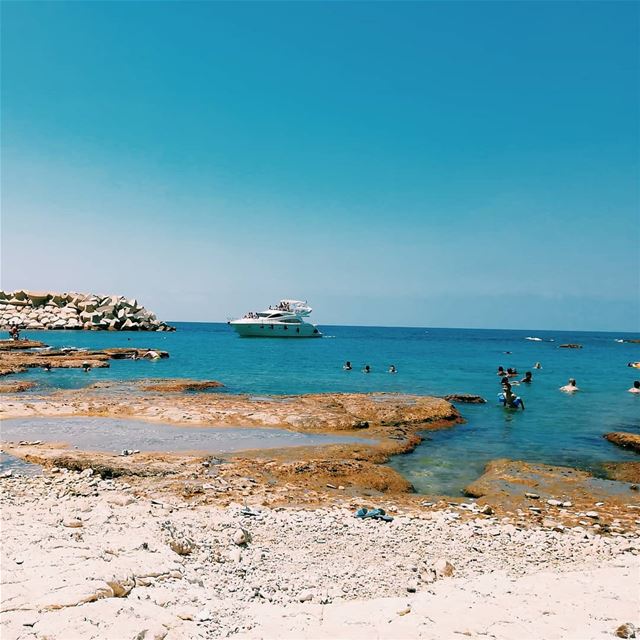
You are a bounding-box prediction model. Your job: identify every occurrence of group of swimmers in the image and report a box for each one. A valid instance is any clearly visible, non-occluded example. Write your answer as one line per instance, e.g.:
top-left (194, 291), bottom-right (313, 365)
top-left (343, 361), bottom-right (397, 374)
top-left (496, 361), bottom-right (639, 409)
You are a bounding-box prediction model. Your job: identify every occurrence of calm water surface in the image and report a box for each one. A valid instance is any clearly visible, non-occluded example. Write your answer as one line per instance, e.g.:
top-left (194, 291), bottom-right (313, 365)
top-left (3, 323), bottom-right (639, 495)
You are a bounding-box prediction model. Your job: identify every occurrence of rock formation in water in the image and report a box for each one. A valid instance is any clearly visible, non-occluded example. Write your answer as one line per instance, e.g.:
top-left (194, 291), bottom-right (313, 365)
top-left (0, 290), bottom-right (175, 331)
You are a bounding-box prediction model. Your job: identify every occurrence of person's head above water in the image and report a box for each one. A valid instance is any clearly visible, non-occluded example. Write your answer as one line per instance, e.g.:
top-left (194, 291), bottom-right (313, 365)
top-left (569, 378), bottom-right (577, 386)
top-left (634, 381), bottom-right (640, 389)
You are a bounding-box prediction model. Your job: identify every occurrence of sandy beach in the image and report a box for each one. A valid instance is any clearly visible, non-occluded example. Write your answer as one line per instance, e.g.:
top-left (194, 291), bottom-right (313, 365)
top-left (2, 469), bottom-right (639, 639)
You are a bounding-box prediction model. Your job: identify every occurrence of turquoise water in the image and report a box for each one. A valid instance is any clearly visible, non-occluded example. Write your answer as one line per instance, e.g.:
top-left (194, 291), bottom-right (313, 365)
top-left (4, 323), bottom-right (640, 494)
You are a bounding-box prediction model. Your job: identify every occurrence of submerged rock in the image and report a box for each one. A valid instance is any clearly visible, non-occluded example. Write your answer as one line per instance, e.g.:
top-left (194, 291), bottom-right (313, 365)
top-left (443, 394), bottom-right (486, 404)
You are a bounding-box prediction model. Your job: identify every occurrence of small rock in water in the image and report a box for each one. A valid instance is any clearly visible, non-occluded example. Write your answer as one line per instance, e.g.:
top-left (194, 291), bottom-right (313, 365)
top-left (615, 623), bottom-right (637, 638)
top-left (525, 492), bottom-right (540, 499)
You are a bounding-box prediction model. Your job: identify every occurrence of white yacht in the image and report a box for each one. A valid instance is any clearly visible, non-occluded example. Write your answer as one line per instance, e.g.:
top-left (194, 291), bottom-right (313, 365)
top-left (228, 300), bottom-right (322, 338)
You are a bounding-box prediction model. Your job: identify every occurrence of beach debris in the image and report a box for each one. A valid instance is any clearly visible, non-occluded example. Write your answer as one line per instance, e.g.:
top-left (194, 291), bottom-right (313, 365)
top-left (232, 528), bottom-right (251, 546)
top-left (397, 605), bottom-right (412, 616)
top-left (616, 623), bottom-right (637, 638)
top-left (119, 449), bottom-right (140, 457)
top-left (163, 521), bottom-right (197, 556)
top-left (62, 518), bottom-right (83, 528)
top-left (354, 507), bottom-right (394, 522)
top-left (432, 558), bottom-right (455, 578)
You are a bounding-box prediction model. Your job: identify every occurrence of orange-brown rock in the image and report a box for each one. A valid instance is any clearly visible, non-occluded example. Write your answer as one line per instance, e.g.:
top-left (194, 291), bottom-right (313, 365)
top-left (139, 379), bottom-right (223, 392)
top-left (604, 432), bottom-right (640, 454)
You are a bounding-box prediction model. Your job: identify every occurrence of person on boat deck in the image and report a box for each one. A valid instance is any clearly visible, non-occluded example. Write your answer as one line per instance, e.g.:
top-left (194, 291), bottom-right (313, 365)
top-left (533, 362), bottom-right (542, 369)
top-left (497, 366), bottom-right (505, 376)
top-left (499, 383), bottom-right (525, 410)
top-left (363, 364), bottom-right (371, 373)
top-left (389, 365), bottom-right (397, 373)
top-left (628, 381), bottom-right (640, 394)
top-left (560, 378), bottom-right (579, 393)
top-left (343, 361), bottom-right (352, 371)
top-left (520, 371), bottom-right (533, 383)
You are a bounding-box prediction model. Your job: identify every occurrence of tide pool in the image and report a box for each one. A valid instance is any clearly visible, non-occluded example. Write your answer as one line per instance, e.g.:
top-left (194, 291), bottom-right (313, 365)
top-left (4, 323), bottom-right (640, 494)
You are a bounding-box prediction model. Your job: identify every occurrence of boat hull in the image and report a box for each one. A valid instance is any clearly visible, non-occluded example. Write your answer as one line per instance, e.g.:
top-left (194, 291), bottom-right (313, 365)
top-left (229, 321), bottom-right (322, 338)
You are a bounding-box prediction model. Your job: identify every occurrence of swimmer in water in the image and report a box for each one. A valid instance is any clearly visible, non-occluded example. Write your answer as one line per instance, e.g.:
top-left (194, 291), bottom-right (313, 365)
top-left (497, 366), bottom-right (505, 376)
top-left (499, 382), bottom-right (525, 410)
top-left (560, 378), bottom-right (579, 393)
top-left (533, 362), bottom-right (542, 369)
top-left (43, 363), bottom-right (52, 372)
top-left (343, 361), bottom-right (352, 371)
top-left (81, 362), bottom-right (91, 373)
top-left (628, 381), bottom-right (640, 394)
top-left (363, 364), bottom-right (371, 373)
top-left (520, 371), bottom-right (533, 383)
top-left (388, 365), bottom-right (397, 374)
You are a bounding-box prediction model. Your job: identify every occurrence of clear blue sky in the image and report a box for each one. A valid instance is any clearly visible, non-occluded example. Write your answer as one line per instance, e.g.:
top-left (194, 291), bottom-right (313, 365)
top-left (2, 1), bottom-right (638, 330)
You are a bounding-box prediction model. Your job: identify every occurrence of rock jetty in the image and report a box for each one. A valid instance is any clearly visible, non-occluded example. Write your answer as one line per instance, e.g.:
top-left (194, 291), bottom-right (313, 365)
top-left (0, 290), bottom-right (174, 331)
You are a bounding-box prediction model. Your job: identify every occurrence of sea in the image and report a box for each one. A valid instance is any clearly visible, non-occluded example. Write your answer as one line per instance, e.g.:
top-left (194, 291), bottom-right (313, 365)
top-left (3, 323), bottom-right (639, 496)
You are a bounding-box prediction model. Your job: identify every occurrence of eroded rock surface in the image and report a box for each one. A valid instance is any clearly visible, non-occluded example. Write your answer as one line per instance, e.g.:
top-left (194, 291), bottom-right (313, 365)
top-left (605, 432), bottom-right (640, 454)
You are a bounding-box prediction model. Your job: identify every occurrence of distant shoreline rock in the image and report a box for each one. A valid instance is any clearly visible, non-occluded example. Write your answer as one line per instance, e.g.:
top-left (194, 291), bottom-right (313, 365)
top-left (0, 290), bottom-right (175, 332)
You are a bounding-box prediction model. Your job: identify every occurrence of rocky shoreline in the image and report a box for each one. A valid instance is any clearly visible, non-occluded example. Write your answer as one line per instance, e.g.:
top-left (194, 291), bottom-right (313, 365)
top-left (2, 380), bottom-right (639, 638)
top-left (2, 470), bottom-right (639, 639)
top-left (0, 290), bottom-right (174, 331)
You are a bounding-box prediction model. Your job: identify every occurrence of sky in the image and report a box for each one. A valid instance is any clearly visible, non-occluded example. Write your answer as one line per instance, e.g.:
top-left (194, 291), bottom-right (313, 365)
top-left (1, 1), bottom-right (638, 331)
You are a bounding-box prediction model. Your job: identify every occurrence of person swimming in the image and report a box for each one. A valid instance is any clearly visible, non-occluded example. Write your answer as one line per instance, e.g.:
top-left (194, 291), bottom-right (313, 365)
top-left (388, 365), bottom-right (397, 374)
top-left (533, 362), bottom-right (542, 369)
top-left (560, 378), bottom-right (579, 393)
top-left (498, 383), bottom-right (525, 410)
top-left (628, 381), bottom-right (640, 394)
top-left (497, 366), bottom-right (505, 376)
top-left (520, 371), bottom-right (533, 383)
top-left (363, 364), bottom-right (371, 373)
top-left (343, 361), bottom-right (352, 371)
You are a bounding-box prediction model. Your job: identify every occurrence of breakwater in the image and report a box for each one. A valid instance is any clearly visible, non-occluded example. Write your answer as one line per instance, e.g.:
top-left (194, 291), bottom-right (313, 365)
top-left (0, 290), bottom-right (174, 331)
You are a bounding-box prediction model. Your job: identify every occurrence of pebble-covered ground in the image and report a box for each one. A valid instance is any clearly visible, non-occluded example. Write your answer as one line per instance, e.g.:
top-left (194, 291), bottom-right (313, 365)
top-left (2, 469), bottom-right (639, 639)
